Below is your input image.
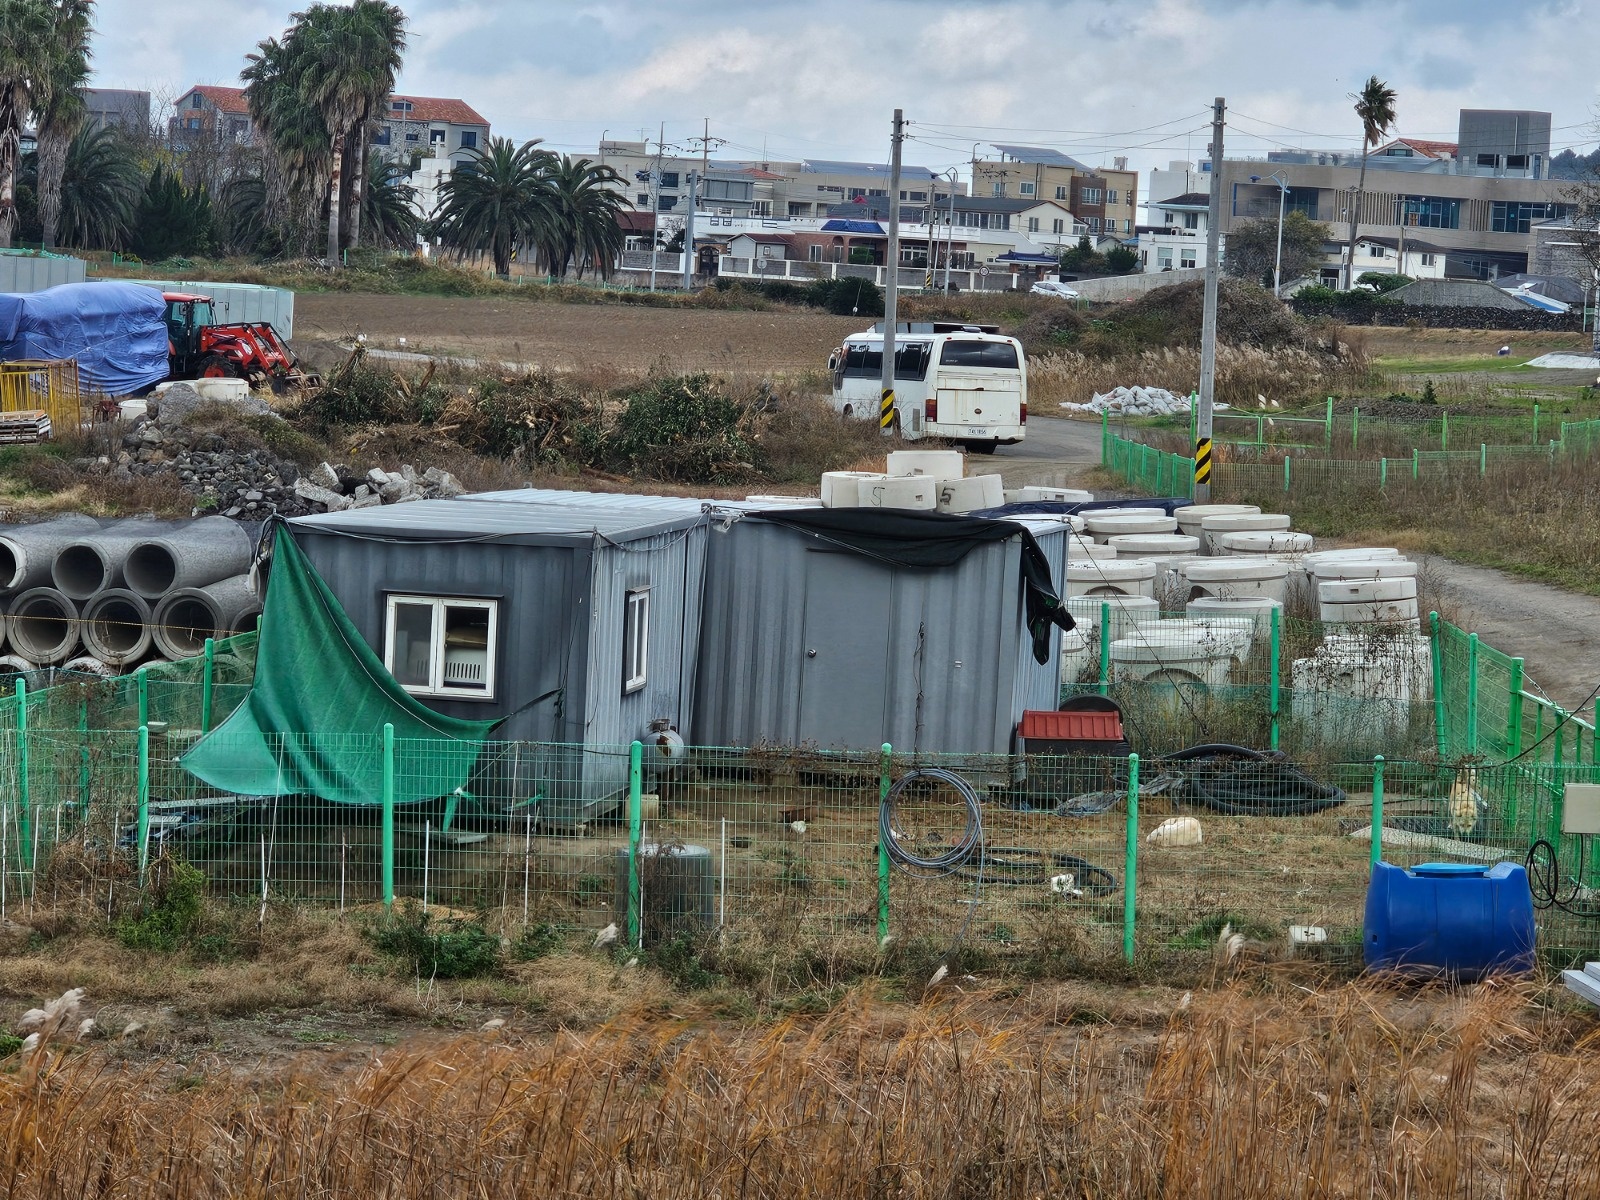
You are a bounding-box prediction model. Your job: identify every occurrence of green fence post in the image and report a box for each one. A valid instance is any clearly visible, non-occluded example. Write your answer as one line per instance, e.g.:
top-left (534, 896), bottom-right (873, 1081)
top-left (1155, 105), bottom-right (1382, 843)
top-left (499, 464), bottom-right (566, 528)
top-left (1371, 755), bottom-right (1385, 871)
top-left (1325, 396), bottom-right (1333, 446)
top-left (200, 637), bottom-right (215, 734)
top-left (1507, 657), bottom-right (1526, 760)
top-left (1533, 402), bottom-right (1539, 445)
top-left (381, 723), bottom-right (395, 908)
top-left (1269, 606), bottom-right (1281, 751)
top-left (14, 681), bottom-right (29, 873)
top-left (136, 723), bottom-right (149, 884)
top-left (1098, 601), bottom-right (1112, 697)
top-left (1429, 612), bottom-right (1448, 759)
top-left (627, 740), bottom-right (642, 949)
top-left (1257, 414), bottom-right (1265, 445)
top-left (1380, 457), bottom-right (1387, 487)
top-left (1412, 448), bottom-right (1419, 480)
top-left (1480, 443), bottom-right (1487, 476)
top-left (1353, 406), bottom-right (1360, 453)
top-left (136, 665), bottom-right (148, 729)
top-left (1100, 408), bottom-right (1108, 462)
top-left (1283, 455), bottom-right (1291, 493)
top-left (878, 743), bottom-right (892, 944)
top-left (1466, 632), bottom-right (1480, 755)
top-left (1441, 410), bottom-right (1448, 451)
top-left (78, 691), bottom-right (90, 816)
top-left (1123, 752), bottom-right (1139, 964)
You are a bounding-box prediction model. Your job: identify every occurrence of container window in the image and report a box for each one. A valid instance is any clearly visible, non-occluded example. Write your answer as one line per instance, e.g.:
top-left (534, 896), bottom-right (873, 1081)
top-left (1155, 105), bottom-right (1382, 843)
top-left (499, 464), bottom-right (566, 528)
top-left (384, 595), bottom-right (498, 699)
top-left (624, 589), bottom-right (650, 693)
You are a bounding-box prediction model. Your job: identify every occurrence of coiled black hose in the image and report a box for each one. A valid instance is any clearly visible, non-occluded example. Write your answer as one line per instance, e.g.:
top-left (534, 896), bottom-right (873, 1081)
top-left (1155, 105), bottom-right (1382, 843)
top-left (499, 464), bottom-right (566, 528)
top-left (879, 767), bottom-right (985, 877)
top-left (1161, 743), bottom-right (1347, 815)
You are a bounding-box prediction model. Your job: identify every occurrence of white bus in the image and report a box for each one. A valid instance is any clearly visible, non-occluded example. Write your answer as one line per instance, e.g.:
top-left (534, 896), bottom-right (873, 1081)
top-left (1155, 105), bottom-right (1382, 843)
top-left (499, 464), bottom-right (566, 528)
top-left (827, 322), bottom-right (1027, 453)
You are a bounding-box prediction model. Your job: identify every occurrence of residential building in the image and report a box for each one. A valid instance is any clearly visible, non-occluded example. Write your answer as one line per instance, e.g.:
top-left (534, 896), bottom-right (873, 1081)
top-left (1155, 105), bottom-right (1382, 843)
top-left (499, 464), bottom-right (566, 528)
top-left (1328, 235), bottom-right (1449, 286)
top-left (973, 144), bottom-right (1139, 238)
top-left (1529, 214), bottom-right (1597, 281)
top-left (171, 85), bottom-right (489, 166)
top-left (82, 88), bottom-right (150, 135)
top-left (594, 140), bottom-right (776, 217)
top-left (1138, 192), bottom-right (1210, 272)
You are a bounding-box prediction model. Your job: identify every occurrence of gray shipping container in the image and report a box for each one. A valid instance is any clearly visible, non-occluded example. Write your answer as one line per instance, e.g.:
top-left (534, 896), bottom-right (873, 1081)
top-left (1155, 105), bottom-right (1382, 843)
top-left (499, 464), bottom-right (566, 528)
top-left (127, 280), bottom-right (295, 338)
top-left (0, 252), bottom-right (87, 294)
top-left (291, 490), bottom-right (708, 824)
top-left (691, 514), bottom-right (1068, 756)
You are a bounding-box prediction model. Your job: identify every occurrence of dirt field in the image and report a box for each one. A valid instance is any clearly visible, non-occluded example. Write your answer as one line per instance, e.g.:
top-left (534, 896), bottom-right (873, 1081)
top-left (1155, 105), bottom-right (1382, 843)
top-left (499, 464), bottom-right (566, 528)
top-left (293, 292), bottom-right (864, 373)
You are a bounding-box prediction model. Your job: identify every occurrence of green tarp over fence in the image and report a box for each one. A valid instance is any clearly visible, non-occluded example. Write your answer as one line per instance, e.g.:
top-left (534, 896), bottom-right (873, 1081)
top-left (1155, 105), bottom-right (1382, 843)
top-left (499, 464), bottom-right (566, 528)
top-left (182, 523), bottom-right (497, 807)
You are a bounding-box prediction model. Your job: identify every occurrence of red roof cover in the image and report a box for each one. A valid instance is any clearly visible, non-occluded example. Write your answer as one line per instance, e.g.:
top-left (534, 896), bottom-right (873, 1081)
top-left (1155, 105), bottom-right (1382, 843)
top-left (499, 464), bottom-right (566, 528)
top-left (187, 85), bottom-right (249, 115)
top-left (387, 95), bottom-right (488, 126)
top-left (1019, 709), bottom-right (1124, 743)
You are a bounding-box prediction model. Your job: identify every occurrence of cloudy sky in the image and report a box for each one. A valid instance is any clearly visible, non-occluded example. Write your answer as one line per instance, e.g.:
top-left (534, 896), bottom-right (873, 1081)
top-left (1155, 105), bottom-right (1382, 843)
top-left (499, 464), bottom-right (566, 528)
top-left (95, 0), bottom-right (1599, 182)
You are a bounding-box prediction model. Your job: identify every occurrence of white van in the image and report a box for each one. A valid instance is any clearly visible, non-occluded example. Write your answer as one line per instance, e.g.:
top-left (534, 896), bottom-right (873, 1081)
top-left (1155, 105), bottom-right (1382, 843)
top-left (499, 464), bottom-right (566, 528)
top-left (827, 322), bottom-right (1027, 453)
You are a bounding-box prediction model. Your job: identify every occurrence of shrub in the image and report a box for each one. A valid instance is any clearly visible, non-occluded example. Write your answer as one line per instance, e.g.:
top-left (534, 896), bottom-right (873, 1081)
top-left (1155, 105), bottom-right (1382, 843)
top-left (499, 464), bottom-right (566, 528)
top-left (608, 374), bottom-right (757, 483)
top-left (367, 904), bottom-right (501, 979)
top-left (117, 858), bottom-right (206, 952)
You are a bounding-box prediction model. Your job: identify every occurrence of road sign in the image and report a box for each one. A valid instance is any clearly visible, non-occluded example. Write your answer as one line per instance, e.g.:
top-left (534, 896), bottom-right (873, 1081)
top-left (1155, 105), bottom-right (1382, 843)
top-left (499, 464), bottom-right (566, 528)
top-left (979, 266), bottom-right (989, 277)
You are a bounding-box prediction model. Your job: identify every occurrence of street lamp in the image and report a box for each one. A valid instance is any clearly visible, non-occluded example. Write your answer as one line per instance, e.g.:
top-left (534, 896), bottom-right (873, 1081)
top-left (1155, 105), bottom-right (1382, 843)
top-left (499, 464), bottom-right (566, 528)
top-left (941, 168), bottom-right (959, 293)
top-left (1250, 171), bottom-right (1291, 297)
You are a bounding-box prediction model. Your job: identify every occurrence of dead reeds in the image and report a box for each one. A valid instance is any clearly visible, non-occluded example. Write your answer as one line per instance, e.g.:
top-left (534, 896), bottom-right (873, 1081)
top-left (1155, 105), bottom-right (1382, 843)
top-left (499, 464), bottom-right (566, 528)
top-left (2, 978), bottom-right (1595, 1198)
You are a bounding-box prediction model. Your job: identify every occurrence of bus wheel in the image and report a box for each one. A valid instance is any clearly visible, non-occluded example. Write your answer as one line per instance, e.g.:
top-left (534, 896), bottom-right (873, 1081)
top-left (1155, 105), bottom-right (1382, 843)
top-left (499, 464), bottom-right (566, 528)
top-left (842, 404), bottom-right (853, 419)
top-left (965, 439), bottom-right (998, 454)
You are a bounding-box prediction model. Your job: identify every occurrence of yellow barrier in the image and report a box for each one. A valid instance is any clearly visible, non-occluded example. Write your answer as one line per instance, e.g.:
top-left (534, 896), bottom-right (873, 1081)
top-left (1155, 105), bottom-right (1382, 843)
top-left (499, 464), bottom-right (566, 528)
top-left (0, 359), bottom-right (86, 438)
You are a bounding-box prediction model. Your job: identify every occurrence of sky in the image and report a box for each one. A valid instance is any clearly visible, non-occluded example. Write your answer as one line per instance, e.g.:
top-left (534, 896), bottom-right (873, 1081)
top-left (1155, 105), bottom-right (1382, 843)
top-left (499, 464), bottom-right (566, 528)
top-left (94, 0), bottom-right (1600, 189)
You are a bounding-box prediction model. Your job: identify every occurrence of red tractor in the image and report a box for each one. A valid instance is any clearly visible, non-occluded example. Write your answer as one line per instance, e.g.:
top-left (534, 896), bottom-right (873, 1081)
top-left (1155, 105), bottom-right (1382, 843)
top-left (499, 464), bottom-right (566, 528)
top-left (163, 292), bottom-right (320, 392)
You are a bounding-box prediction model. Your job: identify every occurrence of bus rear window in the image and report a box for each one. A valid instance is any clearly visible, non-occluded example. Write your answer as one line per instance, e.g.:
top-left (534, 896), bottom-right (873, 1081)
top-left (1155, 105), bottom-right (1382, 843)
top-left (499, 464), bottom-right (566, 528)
top-left (939, 341), bottom-right (1019, 369)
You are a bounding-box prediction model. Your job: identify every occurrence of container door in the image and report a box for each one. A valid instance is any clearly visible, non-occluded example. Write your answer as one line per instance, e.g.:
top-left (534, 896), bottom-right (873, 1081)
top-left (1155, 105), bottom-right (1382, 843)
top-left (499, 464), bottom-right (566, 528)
top-left (798, 552), bottom-right (891, 749)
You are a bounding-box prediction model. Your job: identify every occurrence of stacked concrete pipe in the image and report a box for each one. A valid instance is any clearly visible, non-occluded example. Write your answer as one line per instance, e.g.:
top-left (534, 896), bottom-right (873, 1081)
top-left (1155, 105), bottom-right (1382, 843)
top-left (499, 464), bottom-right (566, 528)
top-left (6, 587), bottom-right (80, 664)
top-left (80, 588), bottom-right (155, 666)
top-left (51, 518), bottom-right (170, 601)
top-left (0, 515), bottom-right (101, 593)
top-left (153, 575), bottom-right (262, 661)
top-left (124, 516), bottom-right (254, 600)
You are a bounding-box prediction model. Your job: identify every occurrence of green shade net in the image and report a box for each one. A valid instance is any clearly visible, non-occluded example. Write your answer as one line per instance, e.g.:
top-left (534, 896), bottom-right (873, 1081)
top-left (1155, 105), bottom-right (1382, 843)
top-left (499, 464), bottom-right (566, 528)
top-left (182, 523), bottom-right (498, 810)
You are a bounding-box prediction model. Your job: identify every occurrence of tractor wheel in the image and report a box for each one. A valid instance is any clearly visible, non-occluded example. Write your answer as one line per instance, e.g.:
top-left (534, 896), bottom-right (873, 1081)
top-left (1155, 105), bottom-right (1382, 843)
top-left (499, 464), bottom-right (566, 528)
top-left (196, 355), bottom-right (241, 379)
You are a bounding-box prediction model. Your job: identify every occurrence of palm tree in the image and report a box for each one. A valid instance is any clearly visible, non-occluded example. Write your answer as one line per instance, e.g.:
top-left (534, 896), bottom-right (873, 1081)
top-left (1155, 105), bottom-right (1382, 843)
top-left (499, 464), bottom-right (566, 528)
top-left (0, 0), bottom-right (61, 247)
top-left (339, 0), bottom-right (405, 251)
top-left (292, 0), bottom-right (405, 267)
top-left (53, 124), bottom-right (139, 248)
top-left (242, 32), bottom-right (329, 256)
top-left (219, 171), bottom-right (269, 255)
top-left (538, 155), bottom-right (626, 279)
top-left (360, 154), bottom-right (418, 248)
top-left (433, 136), bottom-right (557, 276)
top-left (1343, 75), bottom-right (1398, 289)
top-left (33, 0), bottom-right (92, 251)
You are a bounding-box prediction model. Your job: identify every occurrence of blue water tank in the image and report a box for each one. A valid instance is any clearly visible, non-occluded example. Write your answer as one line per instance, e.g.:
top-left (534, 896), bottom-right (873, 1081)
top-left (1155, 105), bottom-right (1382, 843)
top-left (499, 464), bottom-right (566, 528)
top-left (1363, 861), bottom-right (1535, 980)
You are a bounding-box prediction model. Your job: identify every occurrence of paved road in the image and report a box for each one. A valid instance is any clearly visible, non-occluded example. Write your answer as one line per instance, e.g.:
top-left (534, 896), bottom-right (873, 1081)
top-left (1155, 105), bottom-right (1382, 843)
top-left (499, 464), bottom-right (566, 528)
top-left (964, 414), bottom-right (1105, 490)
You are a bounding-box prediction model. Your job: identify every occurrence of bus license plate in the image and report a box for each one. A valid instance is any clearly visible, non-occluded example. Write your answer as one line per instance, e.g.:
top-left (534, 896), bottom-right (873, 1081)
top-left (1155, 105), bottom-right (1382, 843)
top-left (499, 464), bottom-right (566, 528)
top-left (967, 427), bottom-right (989, 436)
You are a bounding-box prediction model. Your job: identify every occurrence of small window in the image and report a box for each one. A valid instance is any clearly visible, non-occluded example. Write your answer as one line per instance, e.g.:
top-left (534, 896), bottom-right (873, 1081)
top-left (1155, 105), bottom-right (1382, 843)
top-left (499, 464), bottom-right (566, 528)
top-left (430, 128), bottom-right (446, 145)
top-left (1421, 253), bottom-right (1436, 267)
top-left (1506, 154), bottom-right (1528, 170)
top-left (1183, 211), bottom-right (1200, 229)
top-left (1089, 217), bottom-right (1100, 232)
top-left (867, 188), bottom-right (887, 197)
top-left (1107, 189), bottom-right (1118, 203)
top-left (190, 93), bottom-right (203, 109)
top-left (1054, 185), bottom-right (1067, 200)
top-left (623, 589), bottom-right (650, 693)
top-left (391, 99), bottom-right (412, 113)
top-left (459, 131), bottom-right (477, 149)
top-left (660, 171), bottom-right (679, 189)
top-left (1019, 181), bottom-right (1035, 196)
top-left (1180, 250), bottom-right (1197, 268)
top-left (1052, 218), bottom-right (1064, 234)
top-left (1477, 153), bottom-right (1498, 168)
top-left (637, 193), bottom-right (649, 205)
top-left (1027, 216), bottom-right (1039, 232)
top-left (405, 132), bottom-right (419, 142)
top-left (385, 596), bottom-right (498, 700)
top-left (809, 244), bottom-right (822, 262)
top-left (908, 190), bottom-right (927, 201)
top-left (991, 182), bottom-right (1006, 197)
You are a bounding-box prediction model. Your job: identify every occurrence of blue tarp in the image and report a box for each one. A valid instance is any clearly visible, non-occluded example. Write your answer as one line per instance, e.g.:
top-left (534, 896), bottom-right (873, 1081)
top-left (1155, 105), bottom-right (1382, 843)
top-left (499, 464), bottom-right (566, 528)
top-left (0, 281), bottom-right (169, 395)
top-left (820, 219), bottom-right (886, 235)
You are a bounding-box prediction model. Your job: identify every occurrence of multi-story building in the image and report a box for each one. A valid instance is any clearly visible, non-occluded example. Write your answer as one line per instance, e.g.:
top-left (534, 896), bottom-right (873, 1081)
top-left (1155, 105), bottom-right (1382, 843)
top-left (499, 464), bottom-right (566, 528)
top-left (1138, 192), bottom-right (1210, 272)
top-left (171, 85), bottom-right (489, 166)
top-left (972, 145), bottom-right (1139, 238)
top-left (82, 88), bottom-right (150, 136)
top-left (1215, 109), bottom-right (1570, 282)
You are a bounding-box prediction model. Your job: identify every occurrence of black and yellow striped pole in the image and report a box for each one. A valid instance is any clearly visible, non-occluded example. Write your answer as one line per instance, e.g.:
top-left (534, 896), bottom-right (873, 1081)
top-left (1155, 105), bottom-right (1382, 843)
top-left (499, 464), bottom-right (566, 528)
top-left (1193, 436), bottom-right (1212, 495)
top-left (880, 387), bottom-right (896, 432)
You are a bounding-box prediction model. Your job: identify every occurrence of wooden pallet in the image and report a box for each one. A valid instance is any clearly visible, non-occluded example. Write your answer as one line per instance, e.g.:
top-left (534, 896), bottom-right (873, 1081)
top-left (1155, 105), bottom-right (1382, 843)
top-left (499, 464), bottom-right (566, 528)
top-left (0, 409), bottom-right (51, 443)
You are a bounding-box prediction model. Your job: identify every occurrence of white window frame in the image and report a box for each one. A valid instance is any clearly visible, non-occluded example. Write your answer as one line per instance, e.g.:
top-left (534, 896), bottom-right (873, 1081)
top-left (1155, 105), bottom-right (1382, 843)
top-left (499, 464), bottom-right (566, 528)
top-left (1106, 189), bottom-right (1118, 204)
top-left (623, 589), bottom-right (650, 694)
top-left (1027, 216), bottom-right (1039, 232)
top-left (384, 595), bottom-right (499, 700)
top-left (1019, 181), bottom-right (1036, 196)
top-left (1054, 185), bottom-right (1067, 200)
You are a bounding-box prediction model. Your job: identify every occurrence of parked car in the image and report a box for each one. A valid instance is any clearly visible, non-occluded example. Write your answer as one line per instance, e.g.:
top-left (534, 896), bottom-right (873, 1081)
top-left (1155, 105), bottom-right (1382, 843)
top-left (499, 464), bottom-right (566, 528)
top-left (1030, 280), bottom-right (1080, 299)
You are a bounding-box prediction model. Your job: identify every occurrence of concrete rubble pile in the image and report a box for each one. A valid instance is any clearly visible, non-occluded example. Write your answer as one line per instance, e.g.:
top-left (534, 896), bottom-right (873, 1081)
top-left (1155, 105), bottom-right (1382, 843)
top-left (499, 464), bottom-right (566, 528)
top-left (88, 383), bottom-right (466, 519)
top-left (1061, 386), bottom-right (1222, 417)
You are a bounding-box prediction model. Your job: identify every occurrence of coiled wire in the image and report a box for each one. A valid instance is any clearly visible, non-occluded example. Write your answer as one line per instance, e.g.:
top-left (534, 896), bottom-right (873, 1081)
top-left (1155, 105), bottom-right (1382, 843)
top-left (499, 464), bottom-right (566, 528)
top-left (879, 767), bottom-right (985, 876)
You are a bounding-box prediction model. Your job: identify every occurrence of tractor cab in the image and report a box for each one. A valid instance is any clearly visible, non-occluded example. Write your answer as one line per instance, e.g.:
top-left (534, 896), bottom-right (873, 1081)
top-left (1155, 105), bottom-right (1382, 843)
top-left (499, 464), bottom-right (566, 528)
top-left (163, 292), bottom-right (217, 372)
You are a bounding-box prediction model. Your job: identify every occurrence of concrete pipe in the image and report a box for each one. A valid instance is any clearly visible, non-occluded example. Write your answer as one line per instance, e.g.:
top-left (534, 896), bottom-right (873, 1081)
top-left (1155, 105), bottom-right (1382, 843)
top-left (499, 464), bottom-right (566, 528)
top-left (153, 575), bottom-right (262, 660)
top-left (63, 655), bottom-right (118, 678)
top-left (51, 518), bottom-right (170, 601)
top-left (0, 654), bottom-right (36, 684)
top-left (7, 587), bottom-right (81, 665)
top-left (80, 588), bottom-right (154, 666)
top-left (0, 515), bottom-right (101, 595)
top-left (124, 516), bottom-right (254, 601)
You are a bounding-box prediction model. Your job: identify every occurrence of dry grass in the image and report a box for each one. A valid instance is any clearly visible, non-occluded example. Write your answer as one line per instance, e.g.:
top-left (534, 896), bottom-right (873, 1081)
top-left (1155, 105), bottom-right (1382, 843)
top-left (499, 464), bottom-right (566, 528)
top-left (3, 978), bottom-right (1598, 1197)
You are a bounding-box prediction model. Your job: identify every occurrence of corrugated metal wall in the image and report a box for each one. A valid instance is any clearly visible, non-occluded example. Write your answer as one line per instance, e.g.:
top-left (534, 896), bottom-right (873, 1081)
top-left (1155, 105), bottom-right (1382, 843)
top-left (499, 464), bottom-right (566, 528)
top-left (127, 280), bottom-right (295, 337)
top-left (693, 521), bottom-right (1066, 755)
top-left (0, 254), bottom-right (86, 293)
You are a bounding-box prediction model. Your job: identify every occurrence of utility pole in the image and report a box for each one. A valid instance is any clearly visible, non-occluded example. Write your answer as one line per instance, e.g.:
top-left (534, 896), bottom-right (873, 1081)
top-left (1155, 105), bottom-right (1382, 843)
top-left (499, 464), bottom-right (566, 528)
top-left (685, 119), bottom-right (725, 190)
top-left (648, 122), bottom-right (668, 292)
top-left (682, 170), bottom-right (697, 292)
top-left (880, 108), bottom-right (904, 438)
top-left (1195, 96), bottom-right (1225, 504)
